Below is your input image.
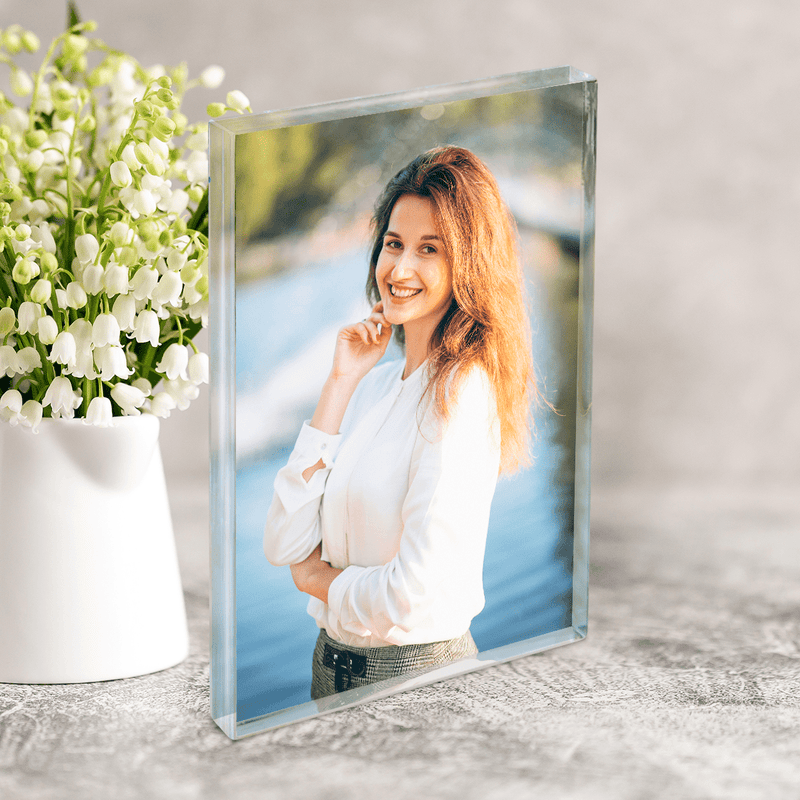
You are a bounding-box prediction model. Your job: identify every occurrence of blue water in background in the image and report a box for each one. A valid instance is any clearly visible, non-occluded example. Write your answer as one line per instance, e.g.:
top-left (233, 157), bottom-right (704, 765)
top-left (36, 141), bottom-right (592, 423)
top-left (234, 249), bottom-right (574, 721)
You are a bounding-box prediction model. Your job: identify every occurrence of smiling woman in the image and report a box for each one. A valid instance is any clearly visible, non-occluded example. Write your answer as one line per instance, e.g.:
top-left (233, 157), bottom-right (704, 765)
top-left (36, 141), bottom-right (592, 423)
top-left (263, 146), bottom-right (535, 699)
top-left (376, 194), bottom-right (453, 375)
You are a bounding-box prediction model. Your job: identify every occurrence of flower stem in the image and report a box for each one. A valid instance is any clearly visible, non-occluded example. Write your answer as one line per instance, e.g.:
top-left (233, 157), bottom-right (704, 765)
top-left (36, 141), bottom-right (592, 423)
top-left (187, 188), bottom-right (208, 232)
top-left (140, 344), bottom-right (156, 384)
top-left (82, 376), bottom-right (93, 415)
top-left (1, 246), bottom-right (20, 302)
top-left (28, 34), bottom-right (64, 137)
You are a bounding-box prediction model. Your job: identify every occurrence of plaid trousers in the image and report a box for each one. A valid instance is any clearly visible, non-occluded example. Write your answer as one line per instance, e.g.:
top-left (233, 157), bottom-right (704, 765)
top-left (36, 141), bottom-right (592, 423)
top-left (310, 627), bottom-right (478, 700)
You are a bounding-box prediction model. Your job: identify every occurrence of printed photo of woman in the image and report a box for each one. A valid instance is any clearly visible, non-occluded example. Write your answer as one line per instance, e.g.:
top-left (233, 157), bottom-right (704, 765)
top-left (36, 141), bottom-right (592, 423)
top-left (264, 146), bottom-right (536, 698)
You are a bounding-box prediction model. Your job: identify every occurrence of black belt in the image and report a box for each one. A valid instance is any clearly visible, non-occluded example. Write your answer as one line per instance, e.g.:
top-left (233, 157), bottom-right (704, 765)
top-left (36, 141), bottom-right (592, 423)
top-left (322, 642), bottom-right (367, 692)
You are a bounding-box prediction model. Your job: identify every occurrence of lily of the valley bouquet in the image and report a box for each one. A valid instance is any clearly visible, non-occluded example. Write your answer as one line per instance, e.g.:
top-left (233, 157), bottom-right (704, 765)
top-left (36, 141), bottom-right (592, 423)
top-left (0, 20), bottom-right (249, 431)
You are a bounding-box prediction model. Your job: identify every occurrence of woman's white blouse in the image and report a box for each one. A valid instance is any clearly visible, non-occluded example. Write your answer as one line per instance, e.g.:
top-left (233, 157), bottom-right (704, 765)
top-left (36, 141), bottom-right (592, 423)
top-left (264, 359), bottom-right (500, 648)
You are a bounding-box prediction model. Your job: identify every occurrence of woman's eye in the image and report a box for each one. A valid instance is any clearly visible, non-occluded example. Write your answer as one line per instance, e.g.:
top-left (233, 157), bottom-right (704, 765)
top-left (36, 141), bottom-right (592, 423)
top-left (422, 245), bottom-right (436, 254)
top-left (385, 240), bottom-right (401, 250)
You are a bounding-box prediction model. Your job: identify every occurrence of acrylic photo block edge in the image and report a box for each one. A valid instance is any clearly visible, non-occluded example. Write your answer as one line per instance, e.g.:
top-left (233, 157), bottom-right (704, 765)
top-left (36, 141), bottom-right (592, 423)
top-left (211, 65), bottom-right (581, 136)
top-left (572, 77), bottom-right (597, 639)
top-left (209, 120), bottom-right (238, 739)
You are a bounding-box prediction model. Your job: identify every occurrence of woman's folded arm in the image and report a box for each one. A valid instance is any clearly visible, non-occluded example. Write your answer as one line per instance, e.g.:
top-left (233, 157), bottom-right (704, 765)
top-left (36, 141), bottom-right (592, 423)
top-left (263, 421), bottom-right (343, 566)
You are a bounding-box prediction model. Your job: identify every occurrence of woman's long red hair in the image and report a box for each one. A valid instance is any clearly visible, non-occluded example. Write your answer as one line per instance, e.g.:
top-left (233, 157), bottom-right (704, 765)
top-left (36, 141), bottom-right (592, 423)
top-left (366, 146), bottom-right (535, 473)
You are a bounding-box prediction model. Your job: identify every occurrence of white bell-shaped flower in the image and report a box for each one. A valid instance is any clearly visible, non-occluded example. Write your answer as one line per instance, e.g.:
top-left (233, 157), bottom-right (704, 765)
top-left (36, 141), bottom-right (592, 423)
top-left (185, 150), bottom-right (208, 184)
top-left (4, 106), bottom-right (28, 134)
top-left (53, 114), bottom-right (75, 136)
top-left (109, 161), bottom-right (132, 188)
top-left (133, 309), bottom-right (160, 346)
top-left (163, 189), bottom-right (189, 216)
top-left (68, 318), bottom-right (93, 348)
top-left (0, 346), bottom-right (22, 377)
top-left (19, 399), bottom-right (43, 432)
top-left (95, 345), bottom-right (131, 380)
top-left (92, 313), bottom-right (120, 347)
top-left (0, 389), bottom-right (23, 424)
top-left (156, 342), bottom-right (189, 380)
top-left (85, 395), bottom-right (113, 427)
top-left (151, 271), bottom-right (182, 306)
top-left (110, 383), bottom-right (146, 416)
top-left (161, 376), bottom-right (200, 410)
top-left (148, 137), bottom-right (169, 161)
top-left (226, 90), bottom-right (250, 112)
top-left (49, 130), bottom-right (71, 156)
top-left (166, 248), bottom-right (188, 271)
top-left (118, 185), bottom-right (137, 214)
top-left (108, 220), bottom-right (134, 247)
top-left (37, 315), bottom-right (58, 344)
top-left (10, 201), bottom-right (35, 229)
top-left (182, 283), bottom-right (203, 305)
top-left (103, 264), bottom-right (129, 296)
top-left (133, 141), bottom-right (154, 166)
top-left (187, 351), bottom-right (209, 384)
top-left (81, 264), bottom-right (104, 295)
top-left (10, 69), bottom-right (34, 97)
top-left (185, 128), bottom-right (209, 151)
top-left (75, 233), bottom-right (100, 265)
top-left (16, 346), bottom-right (42, 373)
top-left (188, 298), bottom-right (208, 327)
top-left (0, 306), bottom-right (15, 336)
top-left (199, 65), bottom-right (225, 89)
top-left (11, 256), bottom-right (38, 283)
top-left (132, 377), bottom-right (152, 396)
top-left (27, 199), bottom-right (51, 224)
top-left (121, 142), bottom-right (140, 172)
top-left (48, 331), bottom-right (77, 368)
top-left (65, 281), bottom-right (88, 309)
top-left (42, 376), bottom-right (81, 418)
top-left (23, 149), bottom-right (44, 172)
top-left (71, 346), bottom-right (97, 380)
top-left (111, 293), bottom-right (137, 332)
top-left (131, 266), bottom-right (159, 300)
top-left (149, 390), bottom-right (177, 418)
top-left (30, 278), bottom-right (52, 304)
top-left (132, 189), bottom-right (157, 217)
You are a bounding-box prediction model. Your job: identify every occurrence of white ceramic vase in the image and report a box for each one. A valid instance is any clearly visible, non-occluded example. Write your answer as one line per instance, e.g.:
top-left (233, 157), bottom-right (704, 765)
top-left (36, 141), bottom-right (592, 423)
top-left (0, 414), bottom-right (189, 683)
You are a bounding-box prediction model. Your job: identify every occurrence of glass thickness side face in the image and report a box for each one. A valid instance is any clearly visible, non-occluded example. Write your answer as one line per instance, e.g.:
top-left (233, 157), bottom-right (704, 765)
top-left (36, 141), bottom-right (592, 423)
top-left (209, 67), bottom-right (595, 739)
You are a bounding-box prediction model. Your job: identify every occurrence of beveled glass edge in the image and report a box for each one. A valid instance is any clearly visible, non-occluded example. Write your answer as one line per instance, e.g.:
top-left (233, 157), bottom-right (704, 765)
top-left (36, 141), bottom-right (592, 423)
top-left (209, 65), bottom-right (594, 135)
top-left (233, 625), bottom-right (585, 738)
top-left (572, 79), bottom-right (597, 637)
top-left (209, 121), bottom-right (238, 739)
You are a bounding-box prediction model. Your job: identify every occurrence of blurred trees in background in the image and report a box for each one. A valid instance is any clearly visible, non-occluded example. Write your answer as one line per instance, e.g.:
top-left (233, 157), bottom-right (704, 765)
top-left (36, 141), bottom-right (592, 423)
top-left (232, 89), bottom-right (577, 252)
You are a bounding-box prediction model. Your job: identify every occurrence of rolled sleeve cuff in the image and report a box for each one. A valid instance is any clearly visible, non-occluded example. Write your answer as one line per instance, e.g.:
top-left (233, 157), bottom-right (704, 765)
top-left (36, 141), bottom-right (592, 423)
top-left (274, 422), bottom-right (343, 514)
top-left (289, 421), bottom-right (343, 470)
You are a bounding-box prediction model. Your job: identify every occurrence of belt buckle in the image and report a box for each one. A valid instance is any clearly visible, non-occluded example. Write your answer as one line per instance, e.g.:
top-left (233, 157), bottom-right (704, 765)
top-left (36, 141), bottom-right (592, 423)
top-left (323, 643), bottom-right (367, 691)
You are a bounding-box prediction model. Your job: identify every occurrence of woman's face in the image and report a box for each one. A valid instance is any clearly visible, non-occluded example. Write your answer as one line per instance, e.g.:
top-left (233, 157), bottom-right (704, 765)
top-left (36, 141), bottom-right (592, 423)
top-left (375, 194), bottom-right (453, 337)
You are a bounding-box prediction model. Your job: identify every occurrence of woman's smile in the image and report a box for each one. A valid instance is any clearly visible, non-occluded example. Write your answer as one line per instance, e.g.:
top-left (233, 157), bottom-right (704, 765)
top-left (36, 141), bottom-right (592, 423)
top-left (388, 283), bottom-right (422, 299)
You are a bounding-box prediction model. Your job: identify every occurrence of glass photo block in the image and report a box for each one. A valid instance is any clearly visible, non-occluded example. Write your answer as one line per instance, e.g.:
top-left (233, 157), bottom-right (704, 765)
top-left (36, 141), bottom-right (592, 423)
top-left (209, 66), bottom-right (596, 738)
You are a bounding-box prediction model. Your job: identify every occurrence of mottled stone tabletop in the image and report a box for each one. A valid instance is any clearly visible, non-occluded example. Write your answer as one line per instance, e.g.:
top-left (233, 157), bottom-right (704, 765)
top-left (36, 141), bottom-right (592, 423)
top-left (1, 480), bottom-right (798, 800)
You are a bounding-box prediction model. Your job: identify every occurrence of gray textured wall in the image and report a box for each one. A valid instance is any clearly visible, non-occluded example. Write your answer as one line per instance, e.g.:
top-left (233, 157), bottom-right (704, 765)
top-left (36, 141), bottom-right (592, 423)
top-left (2, 0), bottom-right (797, 486)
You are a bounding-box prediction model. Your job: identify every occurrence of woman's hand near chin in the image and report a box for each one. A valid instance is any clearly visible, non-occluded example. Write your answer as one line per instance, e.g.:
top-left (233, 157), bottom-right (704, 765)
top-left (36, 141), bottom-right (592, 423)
top-left (302, 303), bottom-right (392, 482)
top-left (331, 302), bottom-right (392, 382)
